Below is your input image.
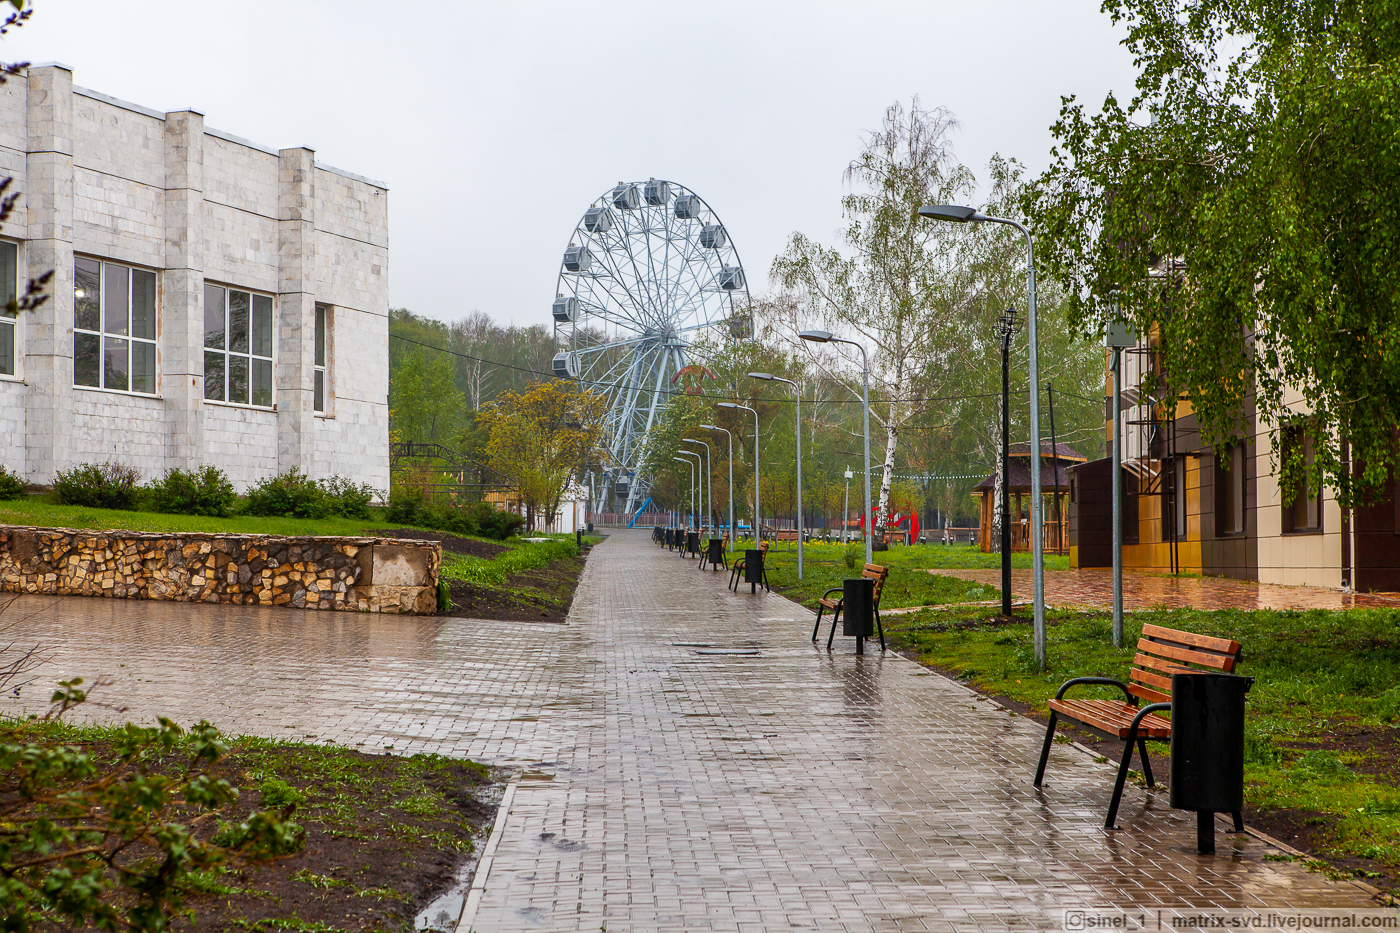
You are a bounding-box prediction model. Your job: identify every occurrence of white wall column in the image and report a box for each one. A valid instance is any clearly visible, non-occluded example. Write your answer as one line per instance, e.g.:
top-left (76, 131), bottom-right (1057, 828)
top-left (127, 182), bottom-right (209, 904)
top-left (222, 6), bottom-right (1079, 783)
top-left (23, 64), bottom-right (75, 483)
top-left (162, 109), bottom-right (205, 471)
top-left (276, 146), bottom-right (316, 475)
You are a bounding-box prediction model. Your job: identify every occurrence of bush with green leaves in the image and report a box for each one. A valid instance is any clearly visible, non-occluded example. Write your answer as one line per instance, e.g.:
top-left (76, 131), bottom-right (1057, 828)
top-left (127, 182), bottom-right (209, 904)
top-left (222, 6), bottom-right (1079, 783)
top-left (241, 469), bottom-right (329, 519)
top-left (0, 678), bottom-right (303, 930)
top-left (53, 461), bottom-right (141, 510)
top-left (142, 465), bottom-right (237, 517)
top-left (320, 475), bottom-right (378, 519)
top-left (0, 464), bottom-right (24, 500)
top-left (384, 488), bottom-right (524, 541)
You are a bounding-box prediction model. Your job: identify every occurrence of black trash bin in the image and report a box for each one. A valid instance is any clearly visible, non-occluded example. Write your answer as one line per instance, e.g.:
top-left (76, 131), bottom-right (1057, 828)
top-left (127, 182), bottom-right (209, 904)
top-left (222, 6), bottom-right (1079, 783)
top-left (686, 531), bottom-right (700, 557)
top-left (842, 577), bottom-right (874, 654)
top-left (1169, 671), bottom-right (1253, 853)
top-left (705, 538), bottom-right (724, 571)
top-left (743, 548), bottom-right (765, 593)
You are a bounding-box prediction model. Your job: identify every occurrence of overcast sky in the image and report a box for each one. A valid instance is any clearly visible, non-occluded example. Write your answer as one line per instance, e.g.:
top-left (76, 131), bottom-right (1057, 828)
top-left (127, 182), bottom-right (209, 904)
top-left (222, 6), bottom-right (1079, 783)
top-left (6, 1), bottom-right (1139, 330)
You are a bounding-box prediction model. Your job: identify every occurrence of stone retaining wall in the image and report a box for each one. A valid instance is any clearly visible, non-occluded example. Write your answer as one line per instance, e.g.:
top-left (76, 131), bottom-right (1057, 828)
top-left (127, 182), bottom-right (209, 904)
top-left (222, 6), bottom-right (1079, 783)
top-left (0, 526), bottom-right (441, 614)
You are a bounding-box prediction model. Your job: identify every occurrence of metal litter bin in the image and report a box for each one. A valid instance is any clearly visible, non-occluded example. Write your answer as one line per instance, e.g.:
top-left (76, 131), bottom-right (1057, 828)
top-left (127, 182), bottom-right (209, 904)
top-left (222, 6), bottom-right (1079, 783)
top-left (686, 531), bottom-right (700, 557)
top-left (743, 548), bottom-right (765, 592)
top-left (1169, 671), bottom-right (1253, 853)
top-left (842, 577), bottom-right (875, 654)
top-left (706, 538), bottom-right (724, 569)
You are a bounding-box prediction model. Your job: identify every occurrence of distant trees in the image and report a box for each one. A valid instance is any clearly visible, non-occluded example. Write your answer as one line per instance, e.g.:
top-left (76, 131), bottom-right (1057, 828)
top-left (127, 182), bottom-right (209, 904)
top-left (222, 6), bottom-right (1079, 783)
top-left (480, 380), bottom-right (606, 531)
top-left (389, 349), bottom-right (463, 445)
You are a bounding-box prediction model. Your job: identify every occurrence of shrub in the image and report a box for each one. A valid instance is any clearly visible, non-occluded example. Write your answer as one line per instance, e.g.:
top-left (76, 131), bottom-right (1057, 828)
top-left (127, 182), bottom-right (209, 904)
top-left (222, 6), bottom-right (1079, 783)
top-left (0, 464), bottom-right (24, 500)
top-left (320, 475), bottom-right (378, 519)
top-left (382, 489), bottom-right (523, 540)
top-left (242, 469), bottom-right (328, 519)
top-left (53, 461), bottom-right (141, 510)
top-left (470, 501), bottom-right (525, 540)
top-left (843, 544), bottom-right (860, 570)
top-left (385, 486), bottom-right (427, 525)
top-left (143, 465), bottom-right (237, 517)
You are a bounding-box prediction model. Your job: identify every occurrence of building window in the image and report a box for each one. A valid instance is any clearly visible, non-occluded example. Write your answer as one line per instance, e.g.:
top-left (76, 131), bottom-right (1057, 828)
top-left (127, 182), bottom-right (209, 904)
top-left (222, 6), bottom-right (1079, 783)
top-left (1173, 456), bottom-right (1188, 540)
top-left (204, 284), bottom-right (273, 407)
top-left (74, 257), bottom-right (157, 395)
top-left (1281, 426), bottom-right (1322, 534)
top-left (314, 304), bottom-right (328, 413)
top-left (0, 241), bottom-right (16, 377)
top-left (1215, 444), bottom-right (1246, 536)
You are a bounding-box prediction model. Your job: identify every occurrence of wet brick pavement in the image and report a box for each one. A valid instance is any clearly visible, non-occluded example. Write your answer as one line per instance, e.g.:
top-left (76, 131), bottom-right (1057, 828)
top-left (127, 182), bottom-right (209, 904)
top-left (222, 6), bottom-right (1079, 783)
top-left (0, 532), bottom-right (1383, 930)
top-left (927, 567), bottom-right (1400, 612)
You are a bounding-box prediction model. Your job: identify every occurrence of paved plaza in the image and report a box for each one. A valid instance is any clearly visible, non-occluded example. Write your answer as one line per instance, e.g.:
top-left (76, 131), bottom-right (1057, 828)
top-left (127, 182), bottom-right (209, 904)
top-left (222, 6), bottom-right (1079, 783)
top-left (0, 531), bottom-right (1384, 930)
top-left (928, 567), bottom-right (1400, 612)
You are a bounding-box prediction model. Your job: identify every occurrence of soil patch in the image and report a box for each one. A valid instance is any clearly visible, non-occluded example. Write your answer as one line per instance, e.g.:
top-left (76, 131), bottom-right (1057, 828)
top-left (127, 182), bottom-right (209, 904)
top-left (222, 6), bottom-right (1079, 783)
top-left (369, 528), bottom-right (508, 559)
top-left (444, 554), bottom-right (586, 623)
top-left (15, 731), bottom-right (498, 931)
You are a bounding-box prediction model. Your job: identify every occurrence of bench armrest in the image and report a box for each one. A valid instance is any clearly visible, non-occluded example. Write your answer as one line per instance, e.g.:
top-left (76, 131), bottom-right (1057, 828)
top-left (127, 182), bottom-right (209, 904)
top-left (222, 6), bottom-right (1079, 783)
top-left (820, 587), bottom-right (844, 600)
top-left (1054, 676), bottom-right (1133, 703)
top-left (1129, 702), bottom-right (1171, 732)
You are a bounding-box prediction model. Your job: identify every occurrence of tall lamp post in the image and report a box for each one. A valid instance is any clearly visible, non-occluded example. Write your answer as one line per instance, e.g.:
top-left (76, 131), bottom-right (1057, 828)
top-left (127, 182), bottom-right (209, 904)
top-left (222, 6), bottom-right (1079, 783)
top-left (748, 372), bottom-right (803, 580)
top-left (918, 203), bottom-right (1046, 670)
top-left (717, 402), bottom-right (760, 543)
top-left (997, 308), bottom-right (1017, 619)
top-left (798, 331), bottom-right (872, 566)
top-left (681, 438), bottom-right (712, 532)
top-left (676, 450), bottom-right (702, 530)
top-left (702, 423), bottom-right (735, 552)
top-left (673, 456), bottom-right (696, 530)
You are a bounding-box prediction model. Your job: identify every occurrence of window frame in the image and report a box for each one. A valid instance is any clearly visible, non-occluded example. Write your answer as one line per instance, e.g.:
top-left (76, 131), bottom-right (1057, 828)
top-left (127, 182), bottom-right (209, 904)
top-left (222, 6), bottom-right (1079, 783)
top-left (1215, 444), bottom-right (1247, 538)
top-left (72, 255), bottom-right (159, 397)
top-left (1173, 456), bottom-right (1188, 540)
top-left (313, 303), bottom-right (331, 415)
top-left (0, 239), bottom-right (20, 381)
top-left (203, 282), bottom-right (275, 410)
top-left (1280, 425), bottom-right (1323, 535)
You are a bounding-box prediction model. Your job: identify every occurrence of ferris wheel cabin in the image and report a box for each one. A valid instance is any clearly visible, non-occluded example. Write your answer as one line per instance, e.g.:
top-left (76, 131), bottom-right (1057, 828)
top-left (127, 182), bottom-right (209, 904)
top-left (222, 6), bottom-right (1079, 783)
top-left (674, 194), bottom-right (702, 219)
top-left (644, 179), bottom-right (670, 205)
top-left (700, 224), bottom-right (727, 249)
top-left (563, 245), bottom-right (592, 272)
top-left (552, 351), bottom-right (580, 378)
top-left (611, 183), bottom-right (641, 210)
top-left (720, 266), bottom-right (745, 290)
top-left (552, 296), bottom-right (579, 323)
top-left (584, 207), bottom-right (613, 233)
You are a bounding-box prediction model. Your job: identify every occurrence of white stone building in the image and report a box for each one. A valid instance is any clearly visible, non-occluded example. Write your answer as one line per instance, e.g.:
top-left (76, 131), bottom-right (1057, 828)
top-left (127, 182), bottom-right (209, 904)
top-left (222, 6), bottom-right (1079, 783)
top-left (0, 65), bottom-right (389, 491)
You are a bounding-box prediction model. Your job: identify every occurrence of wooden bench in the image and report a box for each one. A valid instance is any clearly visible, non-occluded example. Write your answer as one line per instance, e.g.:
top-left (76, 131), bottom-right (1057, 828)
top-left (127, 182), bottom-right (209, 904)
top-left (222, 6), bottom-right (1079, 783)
top-left (1033, 623), bottom-right (1243, 829)
top-left (728, 540), bottom-right (770, 592)
top-left (813, 563), bottom-right (888, 651)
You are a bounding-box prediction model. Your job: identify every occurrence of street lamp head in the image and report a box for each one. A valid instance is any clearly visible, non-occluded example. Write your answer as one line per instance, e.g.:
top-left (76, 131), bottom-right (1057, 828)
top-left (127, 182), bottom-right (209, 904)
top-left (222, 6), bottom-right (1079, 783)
top-left (700, 423), bottom-right (721, 431)
top-left (917, 204), bottom-right (983, 223)
top-left (716, 402), bottom-right (740, 410)
top-left (747, 371), bottom-right (775, 381)
top-left (798, 330), bottom-right (833, 343)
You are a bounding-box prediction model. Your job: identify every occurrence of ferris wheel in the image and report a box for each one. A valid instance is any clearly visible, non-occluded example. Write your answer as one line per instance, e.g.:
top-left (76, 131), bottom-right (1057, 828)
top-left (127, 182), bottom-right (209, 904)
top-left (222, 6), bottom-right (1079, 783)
top-left (552, 179), bottom-right (751, 516)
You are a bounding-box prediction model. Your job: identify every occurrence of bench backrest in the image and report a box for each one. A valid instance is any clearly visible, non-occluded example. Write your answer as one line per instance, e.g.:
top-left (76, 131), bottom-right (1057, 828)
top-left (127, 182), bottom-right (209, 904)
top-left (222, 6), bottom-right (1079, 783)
top-left (862, 563), bottom-right (889, 603)
top-left (1129, 623), bottom-right (1242, 705)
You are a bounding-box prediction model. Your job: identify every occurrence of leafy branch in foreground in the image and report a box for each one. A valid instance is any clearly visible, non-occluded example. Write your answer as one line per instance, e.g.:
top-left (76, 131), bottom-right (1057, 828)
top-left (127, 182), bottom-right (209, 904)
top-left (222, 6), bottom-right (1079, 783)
top-left (0, 678), bottom-right (305, 930)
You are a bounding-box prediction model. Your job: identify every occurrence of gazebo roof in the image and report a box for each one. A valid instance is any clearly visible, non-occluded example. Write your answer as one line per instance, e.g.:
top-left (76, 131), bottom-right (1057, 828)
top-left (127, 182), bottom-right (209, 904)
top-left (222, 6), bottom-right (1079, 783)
top-left (972, 460), bottom-right (1074, 494)
top-left (1006, 441), bottom-right (1086, 462)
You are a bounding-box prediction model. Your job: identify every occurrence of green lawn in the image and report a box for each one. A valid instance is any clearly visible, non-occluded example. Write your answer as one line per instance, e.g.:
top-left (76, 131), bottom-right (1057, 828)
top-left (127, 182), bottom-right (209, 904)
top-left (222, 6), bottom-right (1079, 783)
top-left (0, 496), bottom-right (414, 538)
top-left (886, 605), bottom-right (1400, 886)
top-left (752, 541), bottom-right (1069, 611)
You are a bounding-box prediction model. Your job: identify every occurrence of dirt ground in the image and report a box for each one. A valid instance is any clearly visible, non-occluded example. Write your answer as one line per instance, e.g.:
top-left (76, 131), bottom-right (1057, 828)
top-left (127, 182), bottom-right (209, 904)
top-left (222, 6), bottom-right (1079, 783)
top-left (443, 555), bottom-right (587, 623)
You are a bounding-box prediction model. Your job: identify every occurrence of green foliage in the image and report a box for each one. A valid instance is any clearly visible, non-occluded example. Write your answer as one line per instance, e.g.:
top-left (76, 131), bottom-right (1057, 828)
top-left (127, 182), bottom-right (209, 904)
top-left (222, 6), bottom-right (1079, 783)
top-left (258, 777), bottom-right (307, 812)
top-left (843, 544), bottom-right (860, 570)
top-left (436, 578), bottom-right (452, 612)
top-left (1030, 0), bottom-right (1400, 504)
top-left (243, 469), bottom-right (328, 519)
top-left (242, 471), bottom-right (378, 520)
top-left (385, 487), bottom-right (523, 541)
top-left (54, 460), bottom-right (142, 510)
top-left (0, 464), bottom-right (24, 500)
top-left (438, 535), bottom-right (578, 588)
top-left (142, 465), bottom-right (238, 517)
top-left (390, 347), bottom-right (465, 444)
top-left (0, 679), bottom-right (301, 930)
top-left (0, 495), bottom-right (391, 538)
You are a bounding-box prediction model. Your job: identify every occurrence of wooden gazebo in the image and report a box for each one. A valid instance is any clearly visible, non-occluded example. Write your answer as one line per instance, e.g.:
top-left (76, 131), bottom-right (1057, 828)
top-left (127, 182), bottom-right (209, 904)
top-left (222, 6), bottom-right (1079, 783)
top-left (972, 442), bottom-right (1086, 553)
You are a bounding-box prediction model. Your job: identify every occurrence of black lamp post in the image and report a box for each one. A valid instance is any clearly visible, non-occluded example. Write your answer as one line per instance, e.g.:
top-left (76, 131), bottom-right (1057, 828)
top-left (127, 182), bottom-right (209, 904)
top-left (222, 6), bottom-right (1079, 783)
top-left (998, 308), bottom-right (1016, 619)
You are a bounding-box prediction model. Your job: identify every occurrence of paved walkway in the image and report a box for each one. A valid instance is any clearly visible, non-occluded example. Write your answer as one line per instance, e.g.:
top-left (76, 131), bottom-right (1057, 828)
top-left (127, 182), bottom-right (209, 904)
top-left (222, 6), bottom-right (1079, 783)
top-left (0, 532), bottom-right (1381, 930)
top-left (928, 567), bottom-right (1400, 612)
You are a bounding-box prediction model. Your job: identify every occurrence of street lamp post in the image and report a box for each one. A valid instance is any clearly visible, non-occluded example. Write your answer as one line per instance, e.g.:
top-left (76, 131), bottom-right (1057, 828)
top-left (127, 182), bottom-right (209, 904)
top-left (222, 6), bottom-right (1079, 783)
top-left (798, 331), bottom-right (872, 566)
top-left (717, 402), bottom-right (761, 544)
top-left (672, 453), bottom-right (694, 526)
top-left (676, 451), bottom-right (702, 531)
top-left (747, 373), bottom-right (803, 580)
top-left (681, 438), bottom-right (712, 532)
top-left (843, 467), bottom-right (852, 542)
top-left (702, 424), bottom-right (735, 552)
top-left (918, 203), bottom-right (1046, 670)
top-left (997, 308), bottom-right (1017, 619)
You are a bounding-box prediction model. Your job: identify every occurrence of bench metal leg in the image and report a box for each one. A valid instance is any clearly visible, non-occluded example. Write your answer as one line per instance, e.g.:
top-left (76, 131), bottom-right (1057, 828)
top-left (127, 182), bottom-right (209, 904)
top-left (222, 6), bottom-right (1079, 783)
top-left (1105, 731), bottom-right (1138, 830)
top-left (1033, 712), bottom-right (1058, 787)
top-left (874, 607), bottom-right (885, 652)
top-left (1136, 737), bottom-right (1155, 787)
top-left (827, 606), bottom-right (842, 651)
top-left (812, 605), bottom-right (824, 642)
top-left (1232, 811), bottom-right (1245, 832)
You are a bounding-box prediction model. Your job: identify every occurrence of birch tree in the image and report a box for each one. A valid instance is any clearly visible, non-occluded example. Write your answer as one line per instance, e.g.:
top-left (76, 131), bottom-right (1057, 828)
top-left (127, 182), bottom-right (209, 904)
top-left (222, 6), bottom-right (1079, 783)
top-left (769, 100), bottom-right (997, 535)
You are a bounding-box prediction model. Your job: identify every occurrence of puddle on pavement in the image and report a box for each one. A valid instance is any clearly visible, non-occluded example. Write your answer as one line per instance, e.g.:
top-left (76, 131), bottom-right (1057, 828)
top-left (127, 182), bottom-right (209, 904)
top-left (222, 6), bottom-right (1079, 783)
top-left (413, 779), bottom-right (506, 931)
top-left (520, 770), bottom-right (554, 782)
top-left (693, 648), bottom-right (761, 656)
top-left (672, 642), bottom-right (715, 647)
